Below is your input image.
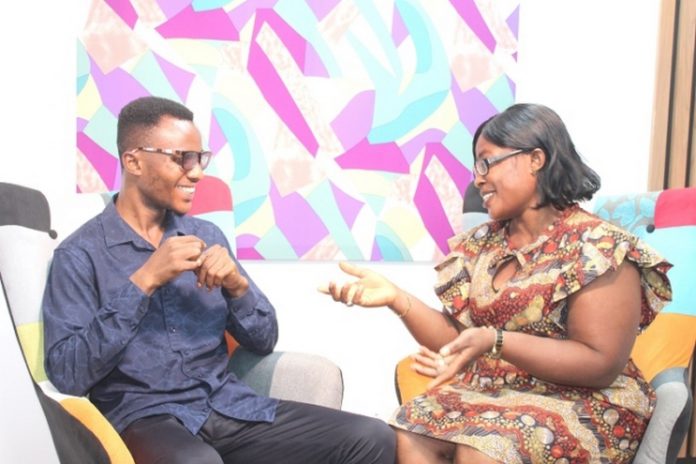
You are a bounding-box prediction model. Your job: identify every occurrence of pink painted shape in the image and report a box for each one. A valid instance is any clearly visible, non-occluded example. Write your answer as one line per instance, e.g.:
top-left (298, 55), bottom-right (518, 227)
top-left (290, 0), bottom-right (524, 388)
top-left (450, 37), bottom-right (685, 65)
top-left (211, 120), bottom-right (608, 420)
top-left (306, 0), bottom-right (341, 20)
top-left (391, 6), bottom-right (408, 46)
top-left (253, 9), bottom-right (326, 74)
top-left (269, 184), bottom-right (328, 256)
top-left (208, 113), bottom-right (227, 154)
top-left (334, 139), bottom-right (409, 174)
top-left (414, 152), bottom-right (455, 255)
top-left (451, 84), bottom-right (498, 135)
top-left (156, 0), bottom-right (190, 19)
top-left (426, 142), bottom-right (471, 198)
top-left (331, 91), bottom-right (375, 150)
top-left (228, 0), bottom-right (279, 32)
top-left (238, 248), bottom-right (265, 259)
top-left (237, 233), bottom-right (264, 259)
top-left (154, 53), bottom-right (195, 102)
top-left (77, 132), bottom-right (120, 191)
top-left (105, 0), bottom-right (138, 28)
top-left (330, 182), bottom-right (364, 228)
top-left (188, 176), bottom-right (233, 216)
top-left (156, 5), bottom-right (239, 40)
top-left (248, 12), bottom-right (319, 154)
top-left (449, 0), bottom-right (496, 52)
top-left (90, 56), bottom-right (150, 116)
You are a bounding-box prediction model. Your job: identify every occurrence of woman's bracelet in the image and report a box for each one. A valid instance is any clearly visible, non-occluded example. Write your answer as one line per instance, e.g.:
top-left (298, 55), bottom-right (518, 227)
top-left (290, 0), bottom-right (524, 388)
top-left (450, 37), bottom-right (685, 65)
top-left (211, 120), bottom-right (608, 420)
top-left (393, 294), bottom-right (412, 318)
top-left (488, 326), bottom-right (503, 359)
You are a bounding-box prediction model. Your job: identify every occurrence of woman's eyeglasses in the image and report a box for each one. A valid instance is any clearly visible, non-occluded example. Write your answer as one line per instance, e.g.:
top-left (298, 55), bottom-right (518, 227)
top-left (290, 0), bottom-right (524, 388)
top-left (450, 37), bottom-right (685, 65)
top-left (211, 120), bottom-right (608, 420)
top-left (135, 147), bottom-right (212, 171)
top-left (474, 149), bottom-right (527, 176)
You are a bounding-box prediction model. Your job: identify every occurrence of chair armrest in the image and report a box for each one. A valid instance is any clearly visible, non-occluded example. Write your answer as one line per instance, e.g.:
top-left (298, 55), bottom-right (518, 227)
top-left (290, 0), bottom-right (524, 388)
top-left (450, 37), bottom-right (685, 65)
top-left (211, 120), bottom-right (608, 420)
top-left (229, 348), bottom-right (344, 409)
top-left (634, 367), bottom-right (693, 464)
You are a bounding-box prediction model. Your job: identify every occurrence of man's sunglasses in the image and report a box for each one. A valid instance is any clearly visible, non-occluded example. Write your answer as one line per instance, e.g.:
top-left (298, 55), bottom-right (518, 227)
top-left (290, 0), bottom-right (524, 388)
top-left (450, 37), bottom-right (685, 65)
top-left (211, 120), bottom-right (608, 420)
top-left (135, 147), bottom-right (212, 171)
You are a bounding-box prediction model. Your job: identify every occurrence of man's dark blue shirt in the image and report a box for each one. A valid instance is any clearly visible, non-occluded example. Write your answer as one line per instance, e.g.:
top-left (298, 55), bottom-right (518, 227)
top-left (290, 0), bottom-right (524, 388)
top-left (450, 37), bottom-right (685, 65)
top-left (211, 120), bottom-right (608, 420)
top-left (42, 200), bottom-right (278, 434)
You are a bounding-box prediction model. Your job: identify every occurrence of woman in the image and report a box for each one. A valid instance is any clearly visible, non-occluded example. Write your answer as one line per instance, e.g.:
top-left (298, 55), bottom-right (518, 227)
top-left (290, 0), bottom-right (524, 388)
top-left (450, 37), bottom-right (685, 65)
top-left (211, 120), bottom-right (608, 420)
top-left (321, 103), bottom-right (672, 463)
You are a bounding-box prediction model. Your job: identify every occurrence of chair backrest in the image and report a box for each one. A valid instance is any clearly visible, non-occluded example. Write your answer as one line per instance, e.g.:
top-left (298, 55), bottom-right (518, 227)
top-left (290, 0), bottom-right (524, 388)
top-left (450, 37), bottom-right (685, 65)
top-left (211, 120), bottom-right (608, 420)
top-left (0, 183), bottom-right (63, 383)
top-left (593, 186), bottom-right (696, 463)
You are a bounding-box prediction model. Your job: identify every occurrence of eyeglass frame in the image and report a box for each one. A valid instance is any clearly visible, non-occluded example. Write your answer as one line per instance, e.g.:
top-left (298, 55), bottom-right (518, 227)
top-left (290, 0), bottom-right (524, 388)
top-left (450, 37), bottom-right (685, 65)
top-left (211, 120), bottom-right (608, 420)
top-left (133, 147), bottom-right (213, 171)
top-left (474, 149), bottom-right (528, 176)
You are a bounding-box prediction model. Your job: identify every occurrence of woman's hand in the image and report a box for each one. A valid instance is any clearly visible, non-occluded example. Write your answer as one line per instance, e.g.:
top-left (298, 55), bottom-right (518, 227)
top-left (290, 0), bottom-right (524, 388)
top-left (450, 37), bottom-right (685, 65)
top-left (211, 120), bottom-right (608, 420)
top-left (318, 261), bottom-right (398, 308)
top-left (425, 326), bottom-right (495, 389)
top-left (411, 345), bottom-right (458, 378)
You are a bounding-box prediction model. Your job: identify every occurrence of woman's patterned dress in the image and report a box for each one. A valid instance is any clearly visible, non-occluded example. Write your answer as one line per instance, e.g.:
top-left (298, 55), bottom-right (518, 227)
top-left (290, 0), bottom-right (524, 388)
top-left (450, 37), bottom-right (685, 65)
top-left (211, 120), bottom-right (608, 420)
top-left (389, 205), bottom-right (672, 463)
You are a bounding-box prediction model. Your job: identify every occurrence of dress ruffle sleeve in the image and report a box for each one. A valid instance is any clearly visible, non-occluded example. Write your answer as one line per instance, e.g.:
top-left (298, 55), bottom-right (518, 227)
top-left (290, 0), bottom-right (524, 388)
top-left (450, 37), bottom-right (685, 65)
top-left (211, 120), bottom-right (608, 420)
top-left (434, 223), bottom-right (499, 325)
top-left (551, 220), bottom-right (672, 330)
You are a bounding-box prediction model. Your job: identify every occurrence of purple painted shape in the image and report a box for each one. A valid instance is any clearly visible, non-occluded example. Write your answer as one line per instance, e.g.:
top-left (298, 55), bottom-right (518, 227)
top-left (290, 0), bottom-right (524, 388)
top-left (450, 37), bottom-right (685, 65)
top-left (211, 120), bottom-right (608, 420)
top-left (248, 13), bottom-right (319, 154)
top-left (401, 129), bottom-right (445, 164)
top-left (270, 184), bottom-right (328, 256)
top-left (331, 91), bottom-right (375, 150)
top-left (370, 241), bottom-right (383, 261)
top-left (413, 149), bottom-right (455, 254)
top-left (391, 6), bottom-right (408, 46)
top-left (105, 0), bottom-right (138, 28)
top-left (330, 182), bottom-right (364, 228)
top-left (78, 132), bottom-right (120, 191)
top-left (306, 0), bottom-right (340, 20)
top-left (303, 44), bottom-right (329, 77)
top-left (154, 53), bottom-right (195, 102)
top-left (156, 5), bottom-right (239, 40)
top-left (90, 56), bottom-right (150, 116)
top-left (77, 117), bottom-right (89, 132)
top-left (507, 74), bottom-right (516, 95)
top-left (335, 138), bottom-right (409, 173)
top-left (208, 112), bottom-right (227, 154)
top-left (449, 0), bottom-right (496, 53)
top-left (228, 0), bottom-right (279, 32)
top-left (236, 233), bottom-right (260, 249)
top-left (156, 0), bottom-right (190, 19)
top-left (451, 84), bottom-right (498, 135)
top-left (507, 5), bottom-right (520, 39)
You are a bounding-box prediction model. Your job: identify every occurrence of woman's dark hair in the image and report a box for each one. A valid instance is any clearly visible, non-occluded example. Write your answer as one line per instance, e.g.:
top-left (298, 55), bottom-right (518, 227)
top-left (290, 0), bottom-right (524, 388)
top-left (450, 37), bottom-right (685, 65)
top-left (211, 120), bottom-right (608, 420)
top-left (472, 103), bottom-right (601, 209)
top-left (116, 96), bottom-right (194, 156)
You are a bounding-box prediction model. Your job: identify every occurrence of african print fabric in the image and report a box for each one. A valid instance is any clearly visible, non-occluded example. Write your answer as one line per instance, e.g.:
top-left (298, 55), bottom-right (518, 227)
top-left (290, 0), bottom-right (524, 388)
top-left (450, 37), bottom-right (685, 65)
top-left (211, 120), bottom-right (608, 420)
top-left (389, 205), bottom-right (672, 463)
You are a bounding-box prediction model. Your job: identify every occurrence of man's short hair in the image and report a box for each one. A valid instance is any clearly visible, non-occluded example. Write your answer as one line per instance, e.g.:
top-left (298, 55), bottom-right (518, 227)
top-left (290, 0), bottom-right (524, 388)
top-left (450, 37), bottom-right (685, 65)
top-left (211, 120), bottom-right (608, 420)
top-left (116, 96), bottom-right (194, 156)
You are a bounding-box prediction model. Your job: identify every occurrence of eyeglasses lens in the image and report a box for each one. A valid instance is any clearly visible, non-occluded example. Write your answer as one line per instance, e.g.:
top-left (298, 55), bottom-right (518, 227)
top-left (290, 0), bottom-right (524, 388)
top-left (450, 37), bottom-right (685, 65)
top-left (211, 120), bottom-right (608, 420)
top-left (182, 151), bottom-right (211, 171)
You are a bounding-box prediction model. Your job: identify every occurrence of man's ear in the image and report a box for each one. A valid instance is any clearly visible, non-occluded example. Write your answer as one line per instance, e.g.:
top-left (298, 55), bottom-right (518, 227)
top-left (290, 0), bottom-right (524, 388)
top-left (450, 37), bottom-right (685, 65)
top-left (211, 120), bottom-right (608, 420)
top-left (121, 150), bottom-right (142, 176)
top-left (530, 148), bottom-right (546, 173)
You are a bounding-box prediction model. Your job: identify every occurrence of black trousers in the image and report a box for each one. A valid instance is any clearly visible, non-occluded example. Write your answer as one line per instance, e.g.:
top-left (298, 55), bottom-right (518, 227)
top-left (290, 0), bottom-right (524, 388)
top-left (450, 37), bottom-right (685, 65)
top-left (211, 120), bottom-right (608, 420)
top-left (121, 400), bottom-right (396, 464)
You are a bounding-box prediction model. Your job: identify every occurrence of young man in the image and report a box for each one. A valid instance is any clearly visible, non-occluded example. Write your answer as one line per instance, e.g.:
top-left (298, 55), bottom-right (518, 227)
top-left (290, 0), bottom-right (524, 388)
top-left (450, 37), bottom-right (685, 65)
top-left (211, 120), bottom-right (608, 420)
top-left (42, 96), bottom-right (395, 464)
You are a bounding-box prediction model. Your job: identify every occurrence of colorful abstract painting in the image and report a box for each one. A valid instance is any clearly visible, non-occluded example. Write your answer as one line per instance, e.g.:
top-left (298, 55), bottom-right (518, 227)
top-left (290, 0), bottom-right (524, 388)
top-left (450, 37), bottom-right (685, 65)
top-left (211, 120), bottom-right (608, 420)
top-left (77, 0), bottom-right (519, 261)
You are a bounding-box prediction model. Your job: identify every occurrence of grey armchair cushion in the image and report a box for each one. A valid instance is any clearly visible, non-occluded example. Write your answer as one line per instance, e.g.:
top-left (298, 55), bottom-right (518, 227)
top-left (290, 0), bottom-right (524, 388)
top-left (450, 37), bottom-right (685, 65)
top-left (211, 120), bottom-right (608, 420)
top-left (229, 348), bottom-right (344, 410)
top-left (633, 367), bottom-right (692, 464)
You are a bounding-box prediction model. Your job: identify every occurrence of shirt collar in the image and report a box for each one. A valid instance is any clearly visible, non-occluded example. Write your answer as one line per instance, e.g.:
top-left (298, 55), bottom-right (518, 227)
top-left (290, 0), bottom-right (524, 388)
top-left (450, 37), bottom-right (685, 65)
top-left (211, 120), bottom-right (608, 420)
top-left (102, 196), bottom-right (190, 248)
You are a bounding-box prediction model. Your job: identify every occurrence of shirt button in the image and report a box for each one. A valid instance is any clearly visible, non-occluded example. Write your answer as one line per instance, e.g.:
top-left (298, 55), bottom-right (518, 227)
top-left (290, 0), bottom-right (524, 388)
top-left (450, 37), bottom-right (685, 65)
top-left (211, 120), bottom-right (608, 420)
top-left (171, 328), bottom-right (176, 333)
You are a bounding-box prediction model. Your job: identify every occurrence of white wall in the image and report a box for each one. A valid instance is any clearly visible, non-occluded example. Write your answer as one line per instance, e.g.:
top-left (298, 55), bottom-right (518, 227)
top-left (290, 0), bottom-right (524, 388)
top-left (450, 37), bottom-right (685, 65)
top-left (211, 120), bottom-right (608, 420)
top-left (0, 0), bottom-right (662, 454)
top-left (516, 0), bottom-right (661, 196)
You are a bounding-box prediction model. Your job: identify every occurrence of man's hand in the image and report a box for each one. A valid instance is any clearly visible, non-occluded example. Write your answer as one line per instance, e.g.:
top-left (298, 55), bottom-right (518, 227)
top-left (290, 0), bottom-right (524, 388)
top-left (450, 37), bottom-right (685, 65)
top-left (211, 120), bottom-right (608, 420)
top-left (130, 235), bottom-right (206, 295)
top-left (196, 244), bottom-right (248, 298)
